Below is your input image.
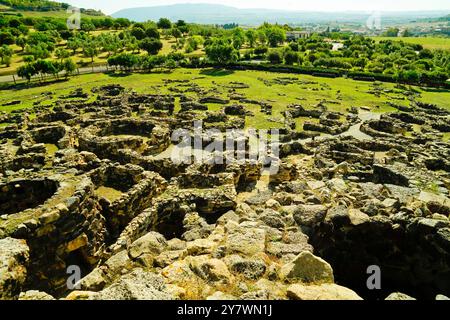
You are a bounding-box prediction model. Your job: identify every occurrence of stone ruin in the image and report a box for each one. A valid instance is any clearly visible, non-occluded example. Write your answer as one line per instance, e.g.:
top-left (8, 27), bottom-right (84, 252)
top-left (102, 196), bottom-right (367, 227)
top-left (0, 81), bottom-right (449, 301)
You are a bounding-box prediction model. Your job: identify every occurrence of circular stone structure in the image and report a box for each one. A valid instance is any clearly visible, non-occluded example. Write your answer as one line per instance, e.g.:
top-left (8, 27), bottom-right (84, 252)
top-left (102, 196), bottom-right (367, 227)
top-left (78, 118), bottom-right (170, 160)
top-left (0, 172), bottom-right (107, 295)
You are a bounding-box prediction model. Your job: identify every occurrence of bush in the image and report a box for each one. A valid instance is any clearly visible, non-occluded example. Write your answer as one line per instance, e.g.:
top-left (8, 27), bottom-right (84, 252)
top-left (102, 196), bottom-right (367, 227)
top-left (284, 49), bottom-right (299, 65)
top-left (254, 46), bottom-right (268, 55)
top-left (267, 50), bottom-right (282, 64)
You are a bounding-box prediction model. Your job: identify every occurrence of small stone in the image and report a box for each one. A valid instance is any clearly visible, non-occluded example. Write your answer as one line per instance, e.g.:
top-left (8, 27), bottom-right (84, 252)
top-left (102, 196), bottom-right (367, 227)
top-left (39, 210), bottom-right (60, 224)
top-left (66, 233), bottom-right (88, 253)
top-left (385, 292), bottom-right (416, 300)
top-left (307, 180), bottom-right (326, 190)
top-left (207, 291), bottom-right (237, 300)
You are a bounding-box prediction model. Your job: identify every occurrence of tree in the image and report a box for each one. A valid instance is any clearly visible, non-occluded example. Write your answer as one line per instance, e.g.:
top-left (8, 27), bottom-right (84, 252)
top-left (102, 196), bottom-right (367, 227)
top-left (83, 42), bottom-right (98, 71)
top-left (139, 38), bottom-right (163, 55)
top-left (264, 26), bottom-right (286, 47)
top-left (81, 22), bottom-right (95, 33)
top-left (383, 28), bottom-right (399, 37)
top-left (176, 20), bottom-right (189, 34)
top-left (17, 63), bottom-right (36, 82)
top-left (257, 30), bottom-right (268, 45)
top-left (62, 58), bottom-right (76, 78)
top-left (145, 28), bottom-right (160, 39)
top-left (284, 49), bottom-right (299, 65)
top-left (0, 45), bottom-right (13, 64)
top-left (245, 29), bottom-right (257, 48)
top-left (0, 31), bottom-right (15, 45)
top-left (67, 38), bottom-right (81, 54)
top-left (3, 55), bottom-right (11, 67)
top-left (157, 18), bottom-right (172, 29)
top-left (402, 29), bottom-right (413, 37)
top-left (267, 50), bottom-right (282, 64)
top-left (108, 53), bottom-right (139, 71)
top-left (131, 27), bottom-right (146, 40)
top-left (395, 69), bottom-right (421, 83)
top-left (55, 48), bottom-right (70, 62)
top-left (16, 36), bottom-right (26, 51)
top-left (171, 28), bottom-right (182, 40)
top-left (205, 38), bottom-right (239, 65)
top-left (232, 28), bottom-right (246, 50)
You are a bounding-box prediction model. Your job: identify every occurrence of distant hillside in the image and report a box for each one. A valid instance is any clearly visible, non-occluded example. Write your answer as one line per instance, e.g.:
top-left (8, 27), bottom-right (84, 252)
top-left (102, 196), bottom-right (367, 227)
top-left (0, 0), bottom-right (104, 16)
top-left (112, 3), bottom-right (449, 25)
top-left (0, 0), bottom-right (69, 11)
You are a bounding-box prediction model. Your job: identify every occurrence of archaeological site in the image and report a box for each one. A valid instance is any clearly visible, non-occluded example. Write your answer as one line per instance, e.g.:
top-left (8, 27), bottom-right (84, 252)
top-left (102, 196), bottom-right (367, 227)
top-left (1, 77), bottom-right (449, 302)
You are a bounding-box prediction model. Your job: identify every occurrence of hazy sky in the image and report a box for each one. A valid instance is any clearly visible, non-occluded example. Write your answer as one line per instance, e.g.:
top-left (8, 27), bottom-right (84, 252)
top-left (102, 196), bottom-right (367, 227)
top-left (66, 0), bottom-right (450, 15)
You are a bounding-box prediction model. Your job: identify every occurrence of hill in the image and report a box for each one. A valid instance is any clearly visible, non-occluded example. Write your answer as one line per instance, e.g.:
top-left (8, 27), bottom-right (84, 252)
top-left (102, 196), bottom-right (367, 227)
top-left (0, 0), bottom-right (104, 17)
top-left (112, 3), bottom-right (448, 25)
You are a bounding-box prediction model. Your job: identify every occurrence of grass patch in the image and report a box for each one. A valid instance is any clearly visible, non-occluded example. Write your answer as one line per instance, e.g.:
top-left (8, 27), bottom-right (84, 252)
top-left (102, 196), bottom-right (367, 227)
top-left (1, 68), bottom-right (449, 130)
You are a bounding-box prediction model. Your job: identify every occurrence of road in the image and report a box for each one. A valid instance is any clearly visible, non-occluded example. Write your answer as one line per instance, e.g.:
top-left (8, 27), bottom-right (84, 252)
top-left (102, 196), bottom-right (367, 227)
top-left (0, 65), bottom-right (110, 84)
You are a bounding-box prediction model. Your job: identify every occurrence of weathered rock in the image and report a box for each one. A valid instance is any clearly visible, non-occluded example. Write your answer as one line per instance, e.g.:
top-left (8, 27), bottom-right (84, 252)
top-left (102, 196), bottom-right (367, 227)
top-left (293, 205), bottom-right (328, 227)
top-left (207, 291), bottom-right (238, 300)
top-left (92, 269), bottom-right (174, 300)
top-left (224, 254), bottom-right (267, 280)
top-left (226, 225), bottom-right (266, 256)
top-left (188, 256), bottom-right (234, 285)
top-left (19, 290), bottom-right (55, 300)
top-left (280, 251), bottom-right (334, 283)
top-left (287, 283), bottom-right (362, 300)
top-left (77, 268), bottom-right (106, 291)
top-left (0, 238), bottom-right (29, 299)
top-left (128, 232), bottom-right (168, 259)
top-left (385, 292), bottom-right (416, 300)
top-left (186, 238), bottom-right (216, 256)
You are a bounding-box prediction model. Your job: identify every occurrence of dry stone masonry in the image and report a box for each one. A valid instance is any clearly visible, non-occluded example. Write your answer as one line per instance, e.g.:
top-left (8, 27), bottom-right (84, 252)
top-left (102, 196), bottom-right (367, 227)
top-left (0, 79), bottom-right (449, 301)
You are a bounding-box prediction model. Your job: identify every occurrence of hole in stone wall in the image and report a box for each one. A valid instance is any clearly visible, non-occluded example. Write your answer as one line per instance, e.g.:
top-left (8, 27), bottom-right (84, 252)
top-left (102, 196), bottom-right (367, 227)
top-left (0, 179), bottom-right (58, 215)
top-left (154, 209), bottom-right (187, 240)
top-left (310, 221), bottom-right (450, 300)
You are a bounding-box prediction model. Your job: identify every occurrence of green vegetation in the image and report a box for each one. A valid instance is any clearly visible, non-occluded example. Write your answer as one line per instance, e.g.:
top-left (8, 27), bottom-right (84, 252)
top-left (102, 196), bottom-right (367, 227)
top-left (1, 68), bottom-right (449, 129)
top-left (371, 37), bottom-right (450, 51)
top-left (0, 4), bottom-right (448, 89)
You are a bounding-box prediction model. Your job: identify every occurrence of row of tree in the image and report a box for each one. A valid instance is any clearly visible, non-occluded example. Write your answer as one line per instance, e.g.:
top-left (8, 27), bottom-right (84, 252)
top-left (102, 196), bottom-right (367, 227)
top-left (17, 57), bottom-right (76, 81)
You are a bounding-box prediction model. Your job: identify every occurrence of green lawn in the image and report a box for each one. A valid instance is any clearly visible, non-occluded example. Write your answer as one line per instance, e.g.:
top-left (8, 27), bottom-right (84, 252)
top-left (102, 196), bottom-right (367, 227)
top-left (1, 68), bottom-right (449, 130)
top-left (370, 36), bottom-right (450, 50)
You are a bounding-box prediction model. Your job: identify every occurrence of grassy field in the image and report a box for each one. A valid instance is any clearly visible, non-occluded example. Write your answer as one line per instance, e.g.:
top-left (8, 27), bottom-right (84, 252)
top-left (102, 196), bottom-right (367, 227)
top-left (1, 68), bottom-right (449, 130)
top-left (370, 36), bottom-right (450, 50)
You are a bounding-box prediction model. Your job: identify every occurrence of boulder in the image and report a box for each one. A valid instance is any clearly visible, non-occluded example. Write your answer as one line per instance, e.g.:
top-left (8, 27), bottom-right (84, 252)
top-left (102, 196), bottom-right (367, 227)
top-left (293, 205), bottom-right (328, 227)
top-left (0, 238), bottom-right (29, 299)
top-left (92, 269), bottom-right (174, 300)
top-left (188, 256), bottom-right (234, 285)
top-left (19, 290), bottom-right (55, 300)
top-left (287, 283), bottom-right (362, 300)
top-left (77, 268), bottom-right (106, 291)
top-left (280, 251), bottom-right (334, 283)
top-left (226, 225), bottom-right (266, 256)
top-left (128, 232), bottom-right (168, 259)
top-left (224, 254), bottom-right (267, 280)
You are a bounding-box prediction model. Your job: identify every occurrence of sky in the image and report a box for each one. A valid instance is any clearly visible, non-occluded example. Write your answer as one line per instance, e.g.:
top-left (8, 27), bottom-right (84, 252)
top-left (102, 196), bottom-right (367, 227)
top-left (66, 0), bottom-right (450, 15)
